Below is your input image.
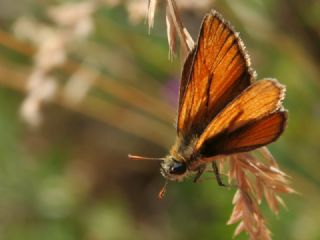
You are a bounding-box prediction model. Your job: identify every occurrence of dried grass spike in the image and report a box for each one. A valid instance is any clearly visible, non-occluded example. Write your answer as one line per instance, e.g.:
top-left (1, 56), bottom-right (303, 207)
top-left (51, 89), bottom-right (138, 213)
top-left (147, 0), bottom-right (158, 33)
top-left (166, 5), bottom-right (177, 59)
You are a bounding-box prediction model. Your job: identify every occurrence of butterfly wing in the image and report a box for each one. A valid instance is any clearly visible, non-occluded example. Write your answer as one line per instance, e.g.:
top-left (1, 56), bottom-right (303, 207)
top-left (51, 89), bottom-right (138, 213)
top-left (177, 10), bottom-right (255, 139)
top-left (194, 79), bottom-right (287, 157)
top-left (199, 111), bottom-right (287, 157)
top-left (179, 47), bottom-right (196, 108)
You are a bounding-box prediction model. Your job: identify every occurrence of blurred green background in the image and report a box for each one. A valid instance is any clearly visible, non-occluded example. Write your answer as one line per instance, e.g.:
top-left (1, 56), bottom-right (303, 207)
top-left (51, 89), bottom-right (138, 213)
top-left (0, 0), bottom-right (319, 239)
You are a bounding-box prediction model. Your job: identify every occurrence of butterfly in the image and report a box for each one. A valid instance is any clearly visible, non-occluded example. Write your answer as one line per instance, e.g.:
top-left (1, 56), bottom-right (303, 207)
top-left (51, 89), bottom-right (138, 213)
top-left (130, 10), bottom-right (287, 195)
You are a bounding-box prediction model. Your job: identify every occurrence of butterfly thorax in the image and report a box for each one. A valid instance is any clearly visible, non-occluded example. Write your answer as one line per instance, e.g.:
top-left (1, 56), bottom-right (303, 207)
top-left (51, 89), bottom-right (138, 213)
top-left (160, 135), bottom-right (202, 182)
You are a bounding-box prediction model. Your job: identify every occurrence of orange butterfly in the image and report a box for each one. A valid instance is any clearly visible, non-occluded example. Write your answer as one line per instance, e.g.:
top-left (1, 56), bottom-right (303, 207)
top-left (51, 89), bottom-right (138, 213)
top-left (130, 10), bottom-right (287, 194)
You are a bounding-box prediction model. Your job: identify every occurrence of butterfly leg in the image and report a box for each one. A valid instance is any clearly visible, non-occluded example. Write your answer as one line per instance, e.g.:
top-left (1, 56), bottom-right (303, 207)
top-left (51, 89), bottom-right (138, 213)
top-left (212, 161), bottom-right (226, 187)
top-left (193, 165), bottom-right (206, 183)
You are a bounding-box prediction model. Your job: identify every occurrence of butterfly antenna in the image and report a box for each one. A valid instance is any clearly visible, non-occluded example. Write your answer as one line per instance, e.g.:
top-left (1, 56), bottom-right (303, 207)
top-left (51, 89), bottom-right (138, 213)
top-left (128, 154), bottom-right (165, 161)
top-left (158, 180), bottom-right (168, 199)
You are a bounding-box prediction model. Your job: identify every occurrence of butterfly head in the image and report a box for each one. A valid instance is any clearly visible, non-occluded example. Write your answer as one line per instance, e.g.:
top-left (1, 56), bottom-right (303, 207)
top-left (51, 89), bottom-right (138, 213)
top-left (160, 156), bottom-right (189, 182)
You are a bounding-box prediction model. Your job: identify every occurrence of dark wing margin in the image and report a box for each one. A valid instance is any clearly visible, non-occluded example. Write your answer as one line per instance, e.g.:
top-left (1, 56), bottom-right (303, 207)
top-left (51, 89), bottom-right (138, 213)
top-left (199, 111), bottom-right (288, 157)
top-left (178, 47), bottom-right (196, 108)
top-left (177, 10), bottom-right (255, 139)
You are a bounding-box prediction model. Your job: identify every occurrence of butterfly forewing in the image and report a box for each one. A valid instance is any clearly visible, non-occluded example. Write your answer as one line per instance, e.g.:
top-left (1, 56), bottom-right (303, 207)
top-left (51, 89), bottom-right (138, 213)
top-left (177, 10), bottom-right (254, 139)
top-left (195, 79), bottom-right (286, 153)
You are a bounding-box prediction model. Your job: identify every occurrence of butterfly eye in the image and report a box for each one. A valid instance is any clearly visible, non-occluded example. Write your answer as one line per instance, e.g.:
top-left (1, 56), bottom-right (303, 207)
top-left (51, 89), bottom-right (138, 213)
top-left (169, 161), bottom-right (187, 175)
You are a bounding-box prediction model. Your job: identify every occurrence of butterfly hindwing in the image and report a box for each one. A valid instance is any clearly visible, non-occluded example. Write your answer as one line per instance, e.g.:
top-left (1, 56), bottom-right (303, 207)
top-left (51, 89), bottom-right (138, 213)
top-left (195, 79), bottom-right (286, 156)
top-left (199, 111), bottom-right (287, 157)
top-left (177, 10), bottom-right (255, 139)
